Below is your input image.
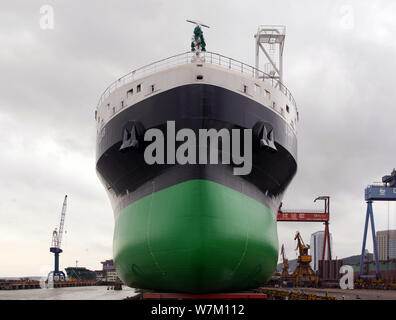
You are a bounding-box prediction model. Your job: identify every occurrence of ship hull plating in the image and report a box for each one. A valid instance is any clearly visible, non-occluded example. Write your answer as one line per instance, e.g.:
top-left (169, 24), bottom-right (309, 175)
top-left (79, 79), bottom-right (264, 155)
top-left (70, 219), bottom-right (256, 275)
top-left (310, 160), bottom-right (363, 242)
top-left (96, 84), bottom-right (297, 293)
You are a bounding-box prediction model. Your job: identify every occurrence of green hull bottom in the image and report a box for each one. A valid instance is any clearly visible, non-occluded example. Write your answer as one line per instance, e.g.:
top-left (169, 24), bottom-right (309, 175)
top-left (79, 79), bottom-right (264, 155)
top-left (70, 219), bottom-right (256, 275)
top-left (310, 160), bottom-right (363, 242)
top-left (113, 180), bottom-right (278, 293)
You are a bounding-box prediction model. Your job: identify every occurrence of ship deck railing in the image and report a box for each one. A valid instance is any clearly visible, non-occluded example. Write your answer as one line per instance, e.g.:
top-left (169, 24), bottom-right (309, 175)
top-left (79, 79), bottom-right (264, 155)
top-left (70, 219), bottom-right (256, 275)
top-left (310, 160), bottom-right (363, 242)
top-left (96, 51), bottom-right (297, 110)
top-left (367, 182), bottom-right (387, 187)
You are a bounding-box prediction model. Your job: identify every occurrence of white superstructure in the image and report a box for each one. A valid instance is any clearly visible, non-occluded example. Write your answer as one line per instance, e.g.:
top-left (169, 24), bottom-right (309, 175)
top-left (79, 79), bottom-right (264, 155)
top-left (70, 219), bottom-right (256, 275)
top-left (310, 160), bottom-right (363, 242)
top-left (95, 52), bottom-right (298, 137)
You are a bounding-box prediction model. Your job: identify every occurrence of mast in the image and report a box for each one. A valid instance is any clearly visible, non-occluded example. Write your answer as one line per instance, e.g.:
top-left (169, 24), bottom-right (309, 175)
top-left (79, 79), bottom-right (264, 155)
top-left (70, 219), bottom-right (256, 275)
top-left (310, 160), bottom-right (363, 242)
top-left (254, 25), bottom-right (285, 82)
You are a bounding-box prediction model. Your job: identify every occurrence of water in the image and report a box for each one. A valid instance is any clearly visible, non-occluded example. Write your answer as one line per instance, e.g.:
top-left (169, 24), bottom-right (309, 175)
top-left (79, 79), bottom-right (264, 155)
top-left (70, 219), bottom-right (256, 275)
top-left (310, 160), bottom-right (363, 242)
top-left (0, 286), bottom-right (137, 300)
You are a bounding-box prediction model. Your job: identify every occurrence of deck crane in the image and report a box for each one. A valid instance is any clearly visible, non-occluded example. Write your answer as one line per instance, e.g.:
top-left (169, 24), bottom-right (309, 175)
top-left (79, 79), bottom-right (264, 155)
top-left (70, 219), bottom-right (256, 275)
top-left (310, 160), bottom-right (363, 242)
top-left (291, 231), bottom-right (318, 287)
top-left (49, 195), bottom-right (67, 281)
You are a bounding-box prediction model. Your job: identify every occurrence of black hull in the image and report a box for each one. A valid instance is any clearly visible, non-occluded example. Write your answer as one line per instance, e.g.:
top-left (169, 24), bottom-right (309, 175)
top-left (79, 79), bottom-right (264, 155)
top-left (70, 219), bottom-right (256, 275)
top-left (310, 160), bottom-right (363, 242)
top-left (96, 84), bottom-right (297, 214)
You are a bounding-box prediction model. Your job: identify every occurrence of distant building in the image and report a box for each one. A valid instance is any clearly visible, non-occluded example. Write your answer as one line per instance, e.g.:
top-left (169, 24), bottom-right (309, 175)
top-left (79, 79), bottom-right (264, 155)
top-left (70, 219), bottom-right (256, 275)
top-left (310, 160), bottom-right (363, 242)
top-left (94, 270), bottom-right (106, 281)
top-left (376, 230), bottom-right (396, 261)
top-left (100, 259), bottom-right (121, 283)
top-left (101, 259), bottom-right (115, 271)
top-left (310, 231), bottom-right (333, 271)
top-left (106, 269), bottom-right (119, 282)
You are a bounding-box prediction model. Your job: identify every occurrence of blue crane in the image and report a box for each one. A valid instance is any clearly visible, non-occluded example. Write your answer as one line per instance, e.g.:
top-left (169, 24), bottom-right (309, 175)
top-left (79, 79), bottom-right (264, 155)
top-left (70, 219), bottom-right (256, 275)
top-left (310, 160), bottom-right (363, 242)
top-left (359, 169), bottom-right (396, 279)
top-left (49, 195), bottom-right (67, 281)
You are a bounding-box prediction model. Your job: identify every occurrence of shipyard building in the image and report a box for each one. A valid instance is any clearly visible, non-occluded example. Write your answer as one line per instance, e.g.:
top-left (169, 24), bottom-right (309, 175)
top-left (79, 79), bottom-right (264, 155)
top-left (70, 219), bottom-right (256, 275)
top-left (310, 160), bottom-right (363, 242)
top-left (376, 230), bottom-right (396, 261)
top-left (310, 231), bottom-right (333, 271)
top-left (95, 259), bottom-right (120, 283)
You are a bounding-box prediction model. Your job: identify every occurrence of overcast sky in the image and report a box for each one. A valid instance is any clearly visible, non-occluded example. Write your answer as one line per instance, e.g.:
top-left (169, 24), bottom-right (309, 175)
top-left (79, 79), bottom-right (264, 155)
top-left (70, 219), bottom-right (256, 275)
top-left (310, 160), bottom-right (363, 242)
top-left (1, 0), bottom-right (396, 277)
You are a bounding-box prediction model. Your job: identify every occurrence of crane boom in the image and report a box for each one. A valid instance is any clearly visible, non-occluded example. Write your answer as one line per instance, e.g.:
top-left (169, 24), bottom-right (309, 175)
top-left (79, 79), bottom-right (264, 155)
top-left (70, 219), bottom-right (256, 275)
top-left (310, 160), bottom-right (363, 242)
top-left (280, 244), bottom-right (290, 278)
top-left (281, 244), bottom-right (285, 261)
top-left (49, 195), bottom-right (68, 281)
top-left (57, 195), bottom-right (67, 249)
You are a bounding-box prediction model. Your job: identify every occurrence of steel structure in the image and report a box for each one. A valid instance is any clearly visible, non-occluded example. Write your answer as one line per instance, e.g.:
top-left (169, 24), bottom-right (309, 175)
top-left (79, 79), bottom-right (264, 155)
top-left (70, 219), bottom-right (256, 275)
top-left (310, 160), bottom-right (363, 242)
top-left (49, 195), bottom-right (68, 280)
top-left (280, 244), bottom-right (290, 278)
top-left (254, 25), bottom-right (285, 82)
top-left (291, 232), bottom-right (318, 287)
top-left (277, 196), bottom-right (332, 260)
top-left (359, 170), bottom-right (396, 279)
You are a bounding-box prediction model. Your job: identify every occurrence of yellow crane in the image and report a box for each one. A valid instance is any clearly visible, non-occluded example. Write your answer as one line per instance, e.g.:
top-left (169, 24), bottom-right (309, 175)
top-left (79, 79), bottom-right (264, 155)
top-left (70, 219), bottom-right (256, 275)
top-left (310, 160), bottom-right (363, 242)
top-left (291, 231), bottom-right (318, 287)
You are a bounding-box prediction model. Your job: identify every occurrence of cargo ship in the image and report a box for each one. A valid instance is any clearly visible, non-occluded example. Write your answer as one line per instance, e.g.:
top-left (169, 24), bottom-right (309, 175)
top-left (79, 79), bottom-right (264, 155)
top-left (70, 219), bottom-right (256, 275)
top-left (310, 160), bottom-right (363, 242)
top-left (95, 25), bottom-right (298, 293)
top-left (65, 267), bottom-right (97, 280)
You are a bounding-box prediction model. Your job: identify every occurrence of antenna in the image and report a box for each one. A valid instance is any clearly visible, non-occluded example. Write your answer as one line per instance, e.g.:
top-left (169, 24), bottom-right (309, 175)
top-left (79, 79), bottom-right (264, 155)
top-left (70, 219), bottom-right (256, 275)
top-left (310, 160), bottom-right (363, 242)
top-left (186, 19), bottom-right (210, 29)
top-left (187, 19), bottom-right (209, 60)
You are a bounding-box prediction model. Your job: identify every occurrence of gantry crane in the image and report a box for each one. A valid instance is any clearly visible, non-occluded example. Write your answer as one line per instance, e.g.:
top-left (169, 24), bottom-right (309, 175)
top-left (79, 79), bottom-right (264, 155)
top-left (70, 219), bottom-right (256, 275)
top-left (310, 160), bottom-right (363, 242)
top-left (359, 169), bottom-right (396, 280)
top-left (49, 195), bottom-right (67, 281)
top-left (277, 196), bottom-right (332, 261)
top-left (291, 231), bottom-right (318, 287)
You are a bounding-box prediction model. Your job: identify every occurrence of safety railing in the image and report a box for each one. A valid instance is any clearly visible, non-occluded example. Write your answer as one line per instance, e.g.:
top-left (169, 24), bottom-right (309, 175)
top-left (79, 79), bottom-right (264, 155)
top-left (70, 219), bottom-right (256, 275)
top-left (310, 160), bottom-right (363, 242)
top-left (96, 51), bottom-right (297, 110)
top-left (368, 182), bottom-right (386, 187)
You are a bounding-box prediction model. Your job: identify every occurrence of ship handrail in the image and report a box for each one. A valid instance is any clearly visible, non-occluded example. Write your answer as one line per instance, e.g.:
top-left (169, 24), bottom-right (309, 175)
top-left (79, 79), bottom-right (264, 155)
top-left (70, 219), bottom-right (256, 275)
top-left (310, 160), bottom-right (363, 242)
top-left (367, 182), bottom-right (387, 187)
top-left (96, 51), bottom-right (297, 111)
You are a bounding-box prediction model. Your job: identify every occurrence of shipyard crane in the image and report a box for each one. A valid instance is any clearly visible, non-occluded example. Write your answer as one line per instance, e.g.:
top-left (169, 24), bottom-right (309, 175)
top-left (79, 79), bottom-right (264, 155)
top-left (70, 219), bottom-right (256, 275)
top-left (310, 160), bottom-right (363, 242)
top-left (291, 231), bottom-right (318, 287)
top-left (277, 196), bottom-right (332, 261)
top-left (359, 169), bottom-right (396, 280)
top-left (48, 195), bottom-right (67, 281)
top-left (280, 244), bottom-right (290, 278)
